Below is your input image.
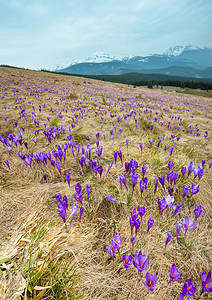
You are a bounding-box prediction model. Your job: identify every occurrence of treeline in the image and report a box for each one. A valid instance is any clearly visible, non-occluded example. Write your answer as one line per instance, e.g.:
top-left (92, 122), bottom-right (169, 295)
top-left (133, 80), bottom-right (212, 90)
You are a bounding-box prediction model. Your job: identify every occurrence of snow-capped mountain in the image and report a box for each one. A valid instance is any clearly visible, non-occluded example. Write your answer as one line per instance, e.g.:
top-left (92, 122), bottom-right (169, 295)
top-left (163, 45), bottom-right (201, 56)
top-left (49, 45), bottom-right (212, 78)
top-left (76, 52), bottom-right (131, 64)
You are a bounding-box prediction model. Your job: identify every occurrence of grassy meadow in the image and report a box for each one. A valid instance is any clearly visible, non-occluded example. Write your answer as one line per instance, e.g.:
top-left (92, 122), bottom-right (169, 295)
top-left (0, 67), bottom-right (211, 300)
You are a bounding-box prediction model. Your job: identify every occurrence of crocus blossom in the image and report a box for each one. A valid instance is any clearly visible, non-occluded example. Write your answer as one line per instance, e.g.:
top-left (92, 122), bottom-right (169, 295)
top-left (133, 251), bottom-right (149, 273)
top-left (112, 233), bottom-right (122, 254)
top-left (86, 184), bottom-right (91, 203)
top-left (65, 172), bottom-right (71, 187)
top-left (165, 232), bottom-right (172, 250)
top-left (106, 240), bottom-right (117, 261)
top-left (105, 195), bottom-right (126, 204)
top-left (70, 203), bottom-right (79, 229)
top-left (122, 254), bottom-right (132, 269)
top-left (147, 218), bottom-right (154, 235)
top-left (201, 271), bottom-right (212, 295)
top-left (4, 160), bottom-right (10, 170)
top-left (131, 173), bottom-right (138, 195)
top-left (184, 216), bottom-right (196, 237)
top-left (193, 205), bottom-right (203, 222)
top-left (182, 185), bottom-right (190, 202)
top-left (143, 272), bottom-right (158, 291)
top-left (176, 221), bottom-right (182, 244)
top-left (172, 204), bottom-right (182, 217)
top-left (169, 263), bottom-right (182, 283)
top-left (190, 183), bottom-right (200, 197)
top-left (178, 278), bottom-right (196, 300)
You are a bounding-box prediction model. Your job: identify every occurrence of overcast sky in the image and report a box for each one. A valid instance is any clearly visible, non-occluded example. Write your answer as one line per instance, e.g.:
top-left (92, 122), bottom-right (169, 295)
top-left (0, 0), bottom-right (211, 69)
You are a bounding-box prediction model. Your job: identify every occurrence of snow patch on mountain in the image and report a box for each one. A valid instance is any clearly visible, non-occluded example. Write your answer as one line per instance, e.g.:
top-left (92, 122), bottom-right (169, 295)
top-left (163, 45), bottom-right (201, 56)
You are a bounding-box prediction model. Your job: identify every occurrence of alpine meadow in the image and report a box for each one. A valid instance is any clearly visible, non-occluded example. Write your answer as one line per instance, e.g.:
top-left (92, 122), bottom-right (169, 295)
top-left (0, 66), bottom-right (212, 300)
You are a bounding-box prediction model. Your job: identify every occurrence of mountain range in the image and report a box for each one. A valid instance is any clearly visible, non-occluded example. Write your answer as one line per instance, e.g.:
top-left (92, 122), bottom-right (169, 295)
top-left (51, 45), bottom-right (212, 78)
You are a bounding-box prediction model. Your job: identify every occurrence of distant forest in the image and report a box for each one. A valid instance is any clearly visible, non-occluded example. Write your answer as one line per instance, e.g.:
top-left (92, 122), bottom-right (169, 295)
top-left (133, 80), bottom-right (212, 90)
top-left (84, 73), bottom-right (212, 90)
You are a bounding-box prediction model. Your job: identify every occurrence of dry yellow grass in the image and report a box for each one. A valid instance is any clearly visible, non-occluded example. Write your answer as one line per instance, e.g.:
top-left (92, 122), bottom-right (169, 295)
top-left (0, 67), bottom-right (211, 299)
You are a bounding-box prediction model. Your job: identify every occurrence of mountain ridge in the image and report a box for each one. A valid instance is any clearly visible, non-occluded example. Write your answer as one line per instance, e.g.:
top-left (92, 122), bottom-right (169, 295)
top-left (49, 45), bottom-right (212, 78)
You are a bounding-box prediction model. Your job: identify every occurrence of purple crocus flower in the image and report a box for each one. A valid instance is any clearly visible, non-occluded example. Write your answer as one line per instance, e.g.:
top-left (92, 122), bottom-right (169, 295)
top-left (114, 151), bottom-right (118, 167)
top-left (168, 187), bottom-right (173, 196)
top-left (106, 240), bottom-right (116, 261)
top-left (96, 145), bottom-right (103, 158)
top-left (23, 155), bottom-right (32, 169)
top-left (105, 195), bottom-right (126, 204)
top-left (79, 155), bottom-right (85, 172)
top-left (43, 174), bottom-right (47, 183)
top-left (193, 167), bottom-right (198, 179)
top-left (135, 218), bottom-right (141, 237)
top-left (198, 166), bottom-right (204, 181)
top-left (118, 150), bottom-right (123, 165)
top-left (86, 184), bottom-right (91, 204)
top-left (137, 206), bottom-right (146, 220)
top-left (126, 139), bottom-right (129, 151)
top-left (56, 195), bottom-right (68, 225)
top-left (169, 263), bottom-right (182, 283)
top-left (55, 193), bottom-right (62, 202)
top-left (79, 206), bottom-right (83, 223)
top-left (146, 218), bottom-right (154, 235)
top-left (158, 176), bottom-right (166, 192)
top-left (122, 254), bottom-right (132, 269)
top-left (190, 183), bottom-right (200, 197)
top-left (112, 233), bottom-right (122, 254)
top-left (131, 173), bottom-right (138, 195)
top-left (105, 161), bottom-right (113, 177)
top-left (202, 160), bottom-right (206, 168)
top-left (154, 178), bottom-right (158, 194)
top-left (170, 147), bottom-right (174, 156)
top-left (130, 208), bottom-right (138, 221)
top-left (75, 183), bottom-right (82, 194)
top-left (133, 251), bottom-right (149, 273)
top-left (143, 272), bottom-right (157, 291)
top-left (181, 166), bottom-right (186, 176)
top-left (187, 162), bottom-right (194, 178)
top-left (117, 175), bottom-right (123, 189)
top-left (158, 198), bottom-right (168, 218)
top-left (65, 172), bottom-right (71, 187)
top-left (56, 161), bottom-right (62, 176)
top-left (142, 164), bottom-right (147, 179)
top-left (176, 221), bottom-right (182, 244)
top-left (131, 236), bottom-right (135, 250)
top-left (201, 271), bottom-right (212, 295)
top-left (178, 278), bottom-right (196, 300)
top-left (209, 159), bottom-right (212, 168)
top-left (70, 203), bottom-right (79, 229)
top-left (184, 216), bottom-right (196, 237)
top-left (182, 185), bottom-right (190, 202)
top-left (4, 160), bottom-right (10, 170)
top-left (149, 139), bottom-right (154, 147)
top-left (168, 161), bottom-right (174, 170)
top-left (140, 143), bottom-right (143, 155)
top-left (57, 204), bottom-right (66, 224)
top-left (74, 192), bottom-right (83, 205)
top-left (121, 174), bottom-right (128, 190)
top-left (165, 232), bottom-right (172, 250)
top-left (172, 204), bottom-right (182, 217)
top-left (193, 205), bottom-right (203, 222)
top-left (97, 166), bottom-right (103, 178)
top-left (140, 181), bottom-right (146, 199)
top-left (129, 218), bottom-right (136, 236)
